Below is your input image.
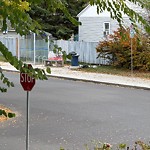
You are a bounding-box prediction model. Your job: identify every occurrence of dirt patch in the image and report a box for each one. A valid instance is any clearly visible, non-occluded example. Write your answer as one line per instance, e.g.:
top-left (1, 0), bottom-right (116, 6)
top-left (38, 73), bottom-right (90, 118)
top-left (0, 105), bottom-right (14, 122)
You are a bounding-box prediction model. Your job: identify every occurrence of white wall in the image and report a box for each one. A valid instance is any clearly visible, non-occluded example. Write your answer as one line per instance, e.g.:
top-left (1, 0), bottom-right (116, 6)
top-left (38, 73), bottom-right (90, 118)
top-left (78, 3), bottom-right (146, 42)
top-left (78, 16), bottom-right (130, 42)
top-left (78, 17), bottom-right (107, 42)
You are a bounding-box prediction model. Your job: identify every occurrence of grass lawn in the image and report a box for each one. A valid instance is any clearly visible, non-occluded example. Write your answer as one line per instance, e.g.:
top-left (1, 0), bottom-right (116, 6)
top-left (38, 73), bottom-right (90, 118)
top-left (79, 65), bottom-right (150, 80)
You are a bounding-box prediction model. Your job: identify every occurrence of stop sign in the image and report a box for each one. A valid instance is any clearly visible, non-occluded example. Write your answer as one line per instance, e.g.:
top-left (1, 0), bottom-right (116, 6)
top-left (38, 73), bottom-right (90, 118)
top-left (20, 64), bottom-right (35, 91)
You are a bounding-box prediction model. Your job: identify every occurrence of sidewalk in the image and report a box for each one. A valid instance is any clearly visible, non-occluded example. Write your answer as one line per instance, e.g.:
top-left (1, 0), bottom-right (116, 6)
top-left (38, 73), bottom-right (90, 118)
top-left (1, 62), bottom-right (150, 90)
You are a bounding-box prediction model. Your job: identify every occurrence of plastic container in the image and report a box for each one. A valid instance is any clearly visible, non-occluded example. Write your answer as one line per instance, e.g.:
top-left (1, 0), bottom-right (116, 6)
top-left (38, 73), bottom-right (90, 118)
top-left (69, 52), bottom-right (79, 66)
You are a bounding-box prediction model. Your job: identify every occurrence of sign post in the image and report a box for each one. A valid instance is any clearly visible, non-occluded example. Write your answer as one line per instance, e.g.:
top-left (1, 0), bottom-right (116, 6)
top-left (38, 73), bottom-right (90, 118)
top-left (130, 24), bottom-right (135, 77)
top-left (26, 90), bottom-right (29, 150)
top-left (20, 64), bottom-right (35, 150)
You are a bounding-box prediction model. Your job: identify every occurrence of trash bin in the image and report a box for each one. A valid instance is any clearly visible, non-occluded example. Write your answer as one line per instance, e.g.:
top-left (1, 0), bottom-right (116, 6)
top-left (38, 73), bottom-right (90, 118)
top-left (69, 51), bottom-right (79, 66)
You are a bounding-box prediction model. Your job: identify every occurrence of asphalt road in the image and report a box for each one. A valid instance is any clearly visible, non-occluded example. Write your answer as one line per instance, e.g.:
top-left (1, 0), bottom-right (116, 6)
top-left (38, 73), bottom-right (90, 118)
top-left (1, 72), bottom-right (150, 150)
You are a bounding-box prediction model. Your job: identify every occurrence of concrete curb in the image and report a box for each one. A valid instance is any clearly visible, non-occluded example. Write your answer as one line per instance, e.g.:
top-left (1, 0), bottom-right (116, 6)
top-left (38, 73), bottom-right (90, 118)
top-left (2, 68), bottom-right (150, 90)
top-left (47, 74), bottom-right (150, 90)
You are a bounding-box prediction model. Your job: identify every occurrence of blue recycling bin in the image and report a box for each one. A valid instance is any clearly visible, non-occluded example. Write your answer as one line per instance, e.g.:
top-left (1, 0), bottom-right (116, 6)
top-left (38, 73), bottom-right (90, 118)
top-left (69, 51), bottom-right (79, 66)
top-left (71, 54), bottom-right (79, 66)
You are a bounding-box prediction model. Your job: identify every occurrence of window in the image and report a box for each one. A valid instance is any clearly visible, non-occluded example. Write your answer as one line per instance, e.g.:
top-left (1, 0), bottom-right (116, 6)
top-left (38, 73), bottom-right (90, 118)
top-left (103, 22), bottom-right (110, 37)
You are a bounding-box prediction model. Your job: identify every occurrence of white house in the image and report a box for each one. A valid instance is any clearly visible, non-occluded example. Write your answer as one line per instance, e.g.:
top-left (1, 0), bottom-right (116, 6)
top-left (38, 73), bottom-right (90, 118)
top-left (77, 2), bottom-right (148, 42)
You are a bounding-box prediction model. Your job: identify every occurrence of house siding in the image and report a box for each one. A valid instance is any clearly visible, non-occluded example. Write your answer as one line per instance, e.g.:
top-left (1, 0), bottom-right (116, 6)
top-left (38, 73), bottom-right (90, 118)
top-left (79, 17), bottom-right (109, 42)
top-left (78, 2), bottom-right (148, 42)
top-left (78, 17), bottom-right (130, 42)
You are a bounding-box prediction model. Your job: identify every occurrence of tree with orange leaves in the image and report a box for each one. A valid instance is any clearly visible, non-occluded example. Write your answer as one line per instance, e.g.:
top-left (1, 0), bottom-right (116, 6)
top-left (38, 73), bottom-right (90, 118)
top-left (96, 27), bottom-right (150, 70)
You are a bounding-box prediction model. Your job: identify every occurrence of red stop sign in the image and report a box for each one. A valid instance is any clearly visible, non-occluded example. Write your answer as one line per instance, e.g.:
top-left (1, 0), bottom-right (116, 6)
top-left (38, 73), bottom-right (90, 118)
top-left (20, 64), bottom-right (35, 91)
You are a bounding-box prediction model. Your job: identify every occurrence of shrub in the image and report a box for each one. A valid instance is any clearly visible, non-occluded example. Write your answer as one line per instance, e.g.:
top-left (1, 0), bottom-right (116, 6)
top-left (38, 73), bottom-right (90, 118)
top-left (96, 27), bottom-right (150, 71)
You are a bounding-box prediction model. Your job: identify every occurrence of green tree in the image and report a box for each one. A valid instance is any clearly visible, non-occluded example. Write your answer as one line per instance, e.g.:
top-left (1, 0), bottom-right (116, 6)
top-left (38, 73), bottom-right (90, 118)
top-left (29, 0), bottom-right (86, 40)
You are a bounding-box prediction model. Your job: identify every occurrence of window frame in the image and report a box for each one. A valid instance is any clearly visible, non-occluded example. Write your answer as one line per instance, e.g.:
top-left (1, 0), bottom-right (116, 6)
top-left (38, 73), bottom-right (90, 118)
top-left (103, 22), bottom-right (110, 37)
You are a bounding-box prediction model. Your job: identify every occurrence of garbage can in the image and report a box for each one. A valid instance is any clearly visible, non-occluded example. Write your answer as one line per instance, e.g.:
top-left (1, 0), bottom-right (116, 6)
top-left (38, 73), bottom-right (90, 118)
top-left (69, 52), bottom-right (79, 66)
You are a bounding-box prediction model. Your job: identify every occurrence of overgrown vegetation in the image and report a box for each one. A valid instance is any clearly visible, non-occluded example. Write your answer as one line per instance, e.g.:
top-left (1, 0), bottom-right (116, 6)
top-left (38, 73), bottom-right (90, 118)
top-left (60, 140), bottom-right (150, 150)
top-left (96, 28), bottom-right (150, 71)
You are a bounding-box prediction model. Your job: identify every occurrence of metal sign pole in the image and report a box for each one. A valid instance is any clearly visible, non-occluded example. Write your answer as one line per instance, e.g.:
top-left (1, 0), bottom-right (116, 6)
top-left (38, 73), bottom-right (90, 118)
top-left (130, 24), bottom-right (134, 77)
top-left (26, 91), bottom-right (30, 150)
top-left (131, 38), bottom-right (133, 77)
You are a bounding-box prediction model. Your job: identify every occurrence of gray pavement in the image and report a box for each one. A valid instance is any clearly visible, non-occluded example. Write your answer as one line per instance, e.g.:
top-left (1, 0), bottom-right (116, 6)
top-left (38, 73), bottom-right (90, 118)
top-left (1, 72), bottom-right (150, 150)
top-left (1, 63), bottom-right (150, 150)
top-left (1, 62), bottom-right (150, 90)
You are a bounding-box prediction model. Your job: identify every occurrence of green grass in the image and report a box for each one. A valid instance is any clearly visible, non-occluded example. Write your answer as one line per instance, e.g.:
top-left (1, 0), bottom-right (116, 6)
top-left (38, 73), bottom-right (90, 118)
top-left (80, 65), bottom-right (128, 75)
top-left (79, 65), bottom-right (150, 80)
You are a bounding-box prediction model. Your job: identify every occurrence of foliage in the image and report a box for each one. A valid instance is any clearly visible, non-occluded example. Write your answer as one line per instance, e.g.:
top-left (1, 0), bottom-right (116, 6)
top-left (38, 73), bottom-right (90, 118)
top-left (53, 44), bottom-right (71, 62)
top-left (85, 140), bottom-right (112, 150)
top-left (135, 141), bottom-right (150, 150)
top-left (89, 0), bottom-right (150, 34)
top-left (96, 27), bottom-right (150, 71)
top-left (118, 143), bottom-right (127, 149)
top-left (0, 109), bottom-right (15, 118)
top-left (29, 0), bottom-right (86, 40)
top-left (84, 141), bottom-right (150, 150)
top-left (0, 55), bottom-right (7, 62)
top-left (0, 69), bottom-right (14, 92)
top-left (60, 147), bottom-right (65, 150)
top-left (0, 0), bottom-right (40, 36)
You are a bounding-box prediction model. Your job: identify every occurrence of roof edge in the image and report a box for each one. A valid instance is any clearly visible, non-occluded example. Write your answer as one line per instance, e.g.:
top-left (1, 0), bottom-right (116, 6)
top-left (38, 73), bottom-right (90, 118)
top-left (77, 4), bottom-right (90, 17)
